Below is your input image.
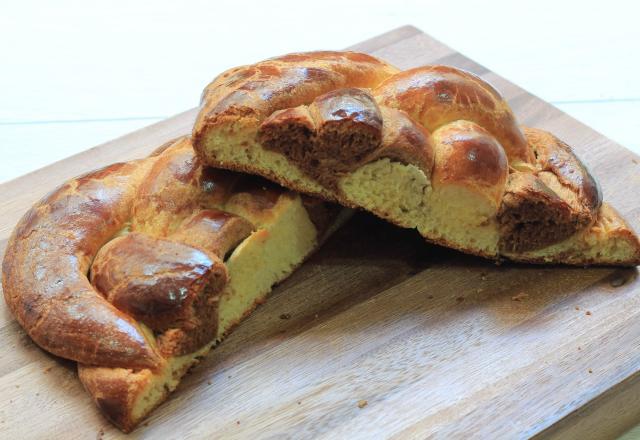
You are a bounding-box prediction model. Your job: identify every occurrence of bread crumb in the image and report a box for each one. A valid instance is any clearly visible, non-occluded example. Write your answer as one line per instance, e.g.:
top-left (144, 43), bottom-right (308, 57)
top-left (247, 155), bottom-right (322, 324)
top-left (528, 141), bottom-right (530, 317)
top-left (236, 421), bottom-right (241, 425)
top-left (314, 314), bottom-right (318, 319)
top-left (632, 158), bottom-right (639, 165)
top-left (585, 311), bottom-right (592, 316)
top-left (588, 369), bottom-right (593, 374)
top-left (357, 400), bottom-right (368, 409)
top-left (297, 401), bottom-right (301, 405)
top-left (43, 366), bottom-right (52, 374)
top-left (15, 385), bottom-right (19, 389)
top-left (575, 306), bottom-right (580, 311)
top-left (456, 296), bottom-right (465, 303)
top-left (427, 294), bottom-right (434, 299)
top-left (207, 380), bottom-right (212, 385)
top-left (511, 292), bottom-right (528, 301)
top-left (279, 313), bottom-right (291, 320)
top-left (578, 346), bottom-right (582, 350)
top-left (480, 273), bottom-right (487, 281)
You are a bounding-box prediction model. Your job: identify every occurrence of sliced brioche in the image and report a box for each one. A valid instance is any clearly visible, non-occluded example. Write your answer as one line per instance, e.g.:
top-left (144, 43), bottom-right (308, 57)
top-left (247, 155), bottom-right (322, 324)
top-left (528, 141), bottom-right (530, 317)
top-left (193, 52), bottom-right (640, 265)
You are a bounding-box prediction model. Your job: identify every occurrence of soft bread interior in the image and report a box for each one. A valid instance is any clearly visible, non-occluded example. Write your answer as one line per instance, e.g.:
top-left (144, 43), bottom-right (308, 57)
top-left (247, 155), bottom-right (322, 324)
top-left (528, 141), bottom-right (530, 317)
top-left (209, 139), bottom-right (502, 256)
top-left (206, 140), bottom-right (639, 264)
top-left (205, 128), bottom-right (327, 196)
top-left (341, 159), bottom-right (500, 256)
top-left (80, 192), bottom-right (337, 431)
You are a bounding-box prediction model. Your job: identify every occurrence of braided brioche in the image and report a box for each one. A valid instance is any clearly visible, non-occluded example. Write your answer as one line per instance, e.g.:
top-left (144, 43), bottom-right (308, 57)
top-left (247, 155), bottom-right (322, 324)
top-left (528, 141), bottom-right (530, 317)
top-left (2, 137), bottom-right (347, 431)
top-left (194, 51), bottom-right (640, 265)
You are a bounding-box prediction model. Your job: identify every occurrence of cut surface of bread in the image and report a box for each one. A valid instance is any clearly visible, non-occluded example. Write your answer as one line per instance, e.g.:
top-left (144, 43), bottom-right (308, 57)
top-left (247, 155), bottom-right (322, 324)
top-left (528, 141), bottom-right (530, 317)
top-left (193, 51), bottom-right (640, 266)
top-left (2, 137), bottom-right (348, 432)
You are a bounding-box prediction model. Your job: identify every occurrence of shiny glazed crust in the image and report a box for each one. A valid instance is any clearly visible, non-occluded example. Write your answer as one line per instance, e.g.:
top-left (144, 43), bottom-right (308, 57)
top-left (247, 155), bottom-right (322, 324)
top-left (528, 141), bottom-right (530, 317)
top-left (193, 51), bottom-right (640, 265)
top-left (2, 137), bottom-right (346, 431)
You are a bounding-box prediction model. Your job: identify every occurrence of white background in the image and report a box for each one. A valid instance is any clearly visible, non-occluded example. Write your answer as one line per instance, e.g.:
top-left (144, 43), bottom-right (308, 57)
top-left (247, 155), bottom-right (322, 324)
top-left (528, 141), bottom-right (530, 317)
top-left (1, 1), bottom-right (640, 436)
top-left (1, 0), bottom-right (639, 184)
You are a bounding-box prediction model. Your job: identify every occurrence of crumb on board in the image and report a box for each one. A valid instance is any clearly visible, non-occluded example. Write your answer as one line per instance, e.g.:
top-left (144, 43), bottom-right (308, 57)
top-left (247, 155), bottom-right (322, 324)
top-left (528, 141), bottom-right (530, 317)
top-left (632, 158), bottom-right (639, 164)
top-left (589, 369), bottom-right (593, 374)
top-left (207, 380), bottom-right (212, 385)
top-left (297, 401), bottom-right (302, 405)
top-left (279, 313), bottom-right (291, 320)
top-left (586, 311), bottom-right (592, 316)
top-left (456, 296), bottom-right (465, 303)
top-left (511, 292), bottom-right (528, 301)
top-left (314, 313), bottom-right (318, 319)
top-left (427, 294), bottom-right (434, 299)
top-left (578, 346), bottom-right (582, 351)
top-left (575, 306), bottom-right (580, 311)
top-left (43, 366), bottom-right (52, 374)
top-left (357, 400), bottom-right (368, 409)
top-left (143, 421), bottom-right (150, 427)
top-left (236, 421), bottom-right (241, 425)
top-left (480, 273), bottom-right (487, 281)
top-left (15, 385), bottom-right (19, 389)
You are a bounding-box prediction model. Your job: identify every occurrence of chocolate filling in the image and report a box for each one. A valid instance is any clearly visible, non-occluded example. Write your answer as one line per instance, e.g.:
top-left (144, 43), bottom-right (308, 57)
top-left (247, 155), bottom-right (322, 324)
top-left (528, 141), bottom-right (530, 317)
top-left (498, 194), bottom-right (577, 253)
top-left (258, 88), bottom-right (383, 188)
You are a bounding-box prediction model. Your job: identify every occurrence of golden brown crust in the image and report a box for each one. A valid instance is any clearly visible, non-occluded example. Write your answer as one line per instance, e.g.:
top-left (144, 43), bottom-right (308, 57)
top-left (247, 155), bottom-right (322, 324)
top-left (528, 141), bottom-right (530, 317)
top-left (194, 51), bottom-right (398, 135)
top-left (2, 161), bottom-right (162, 370)
top-left (524, 126), bottom-right (601, 214)
top-left (431, 120), bottom-right (509, 207)
top-left (374, 65), bottom-right (533, 165)
top-left (374, 106), bottom-right (435, 176)
top-left (90, 232), bottom-right (227, 357)
top-left (172, 209), bottom-right (255, 259)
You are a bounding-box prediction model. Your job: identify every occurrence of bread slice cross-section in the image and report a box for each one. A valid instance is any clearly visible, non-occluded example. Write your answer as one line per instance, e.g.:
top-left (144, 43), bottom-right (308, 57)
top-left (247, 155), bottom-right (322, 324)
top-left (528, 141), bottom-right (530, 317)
top-left (193, 51), bottom-right (640, 266)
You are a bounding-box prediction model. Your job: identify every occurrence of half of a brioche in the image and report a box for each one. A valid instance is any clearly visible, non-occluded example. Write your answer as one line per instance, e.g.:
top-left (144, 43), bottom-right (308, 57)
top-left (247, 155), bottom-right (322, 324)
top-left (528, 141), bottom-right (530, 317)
top-left (2, 137), bottom-right (349, 432)
top-left (193, 51), bottom-right (640, 265)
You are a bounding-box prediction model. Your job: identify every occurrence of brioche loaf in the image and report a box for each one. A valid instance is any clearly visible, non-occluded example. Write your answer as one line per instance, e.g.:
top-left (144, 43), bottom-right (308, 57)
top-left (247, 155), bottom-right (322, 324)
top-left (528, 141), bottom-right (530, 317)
top-left (2, 137), bottom-right (348, 431)
top-left (193, 51), bottom-right (640, 265)
top-left (4, 48), bottom-right (640, 435)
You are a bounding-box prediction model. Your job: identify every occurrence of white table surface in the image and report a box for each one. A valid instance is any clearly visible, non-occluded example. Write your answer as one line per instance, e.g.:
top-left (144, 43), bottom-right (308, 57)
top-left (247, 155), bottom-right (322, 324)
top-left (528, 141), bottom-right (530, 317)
top-left (1, 0), bottom-right (639, 184)
top-left (2, 0), bottom-right (640, 436)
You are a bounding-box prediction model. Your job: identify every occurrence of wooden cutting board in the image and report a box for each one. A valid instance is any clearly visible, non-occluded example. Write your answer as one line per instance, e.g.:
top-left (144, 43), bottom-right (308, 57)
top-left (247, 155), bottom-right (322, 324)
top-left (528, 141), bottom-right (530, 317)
top-left (1, 26), bottom-right (640, 440)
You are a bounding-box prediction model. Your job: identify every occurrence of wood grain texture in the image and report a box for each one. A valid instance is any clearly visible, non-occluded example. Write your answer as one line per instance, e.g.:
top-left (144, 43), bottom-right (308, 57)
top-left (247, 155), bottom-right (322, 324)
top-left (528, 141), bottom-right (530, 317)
top-left (1, 26), bottom-right (640, 439)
